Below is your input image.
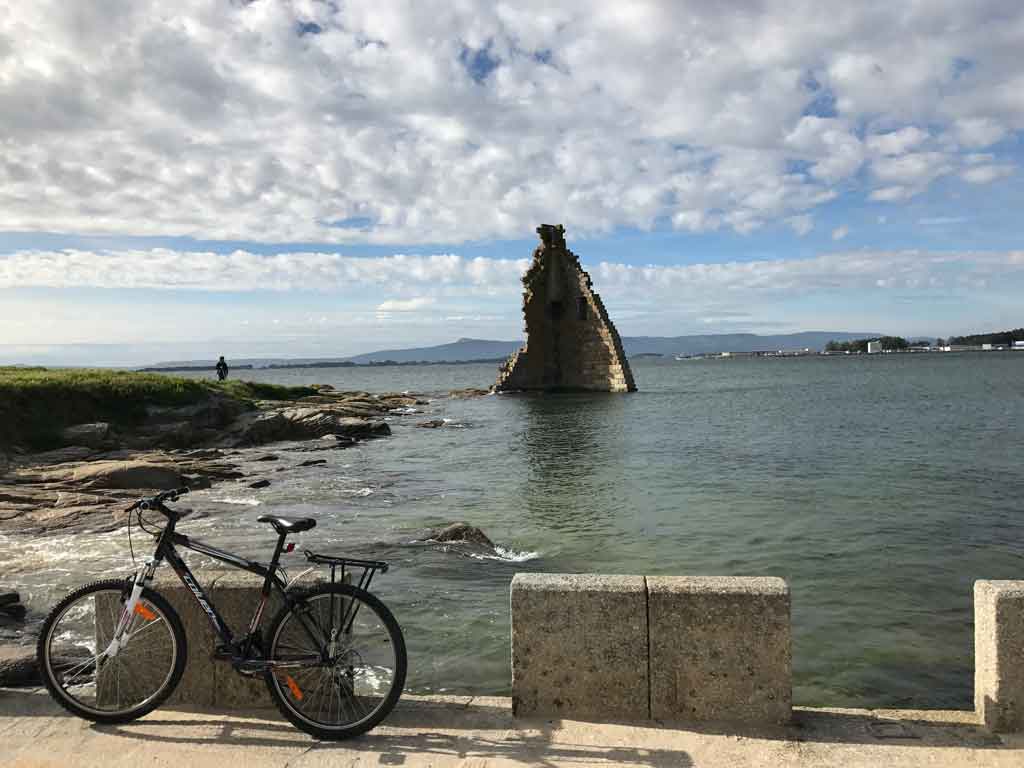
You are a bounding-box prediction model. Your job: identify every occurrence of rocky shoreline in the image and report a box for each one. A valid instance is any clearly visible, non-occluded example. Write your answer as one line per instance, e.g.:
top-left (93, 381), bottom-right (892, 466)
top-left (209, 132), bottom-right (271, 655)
top-left (0, 386), bottom-right (488, 536)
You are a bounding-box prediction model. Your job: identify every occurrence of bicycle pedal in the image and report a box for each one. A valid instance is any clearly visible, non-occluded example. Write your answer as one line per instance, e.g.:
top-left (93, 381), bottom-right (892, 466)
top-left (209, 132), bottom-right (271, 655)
top-left (213, 644), bottom-right (238, 661)
top-left (233, 659), bottom-right (266, 677)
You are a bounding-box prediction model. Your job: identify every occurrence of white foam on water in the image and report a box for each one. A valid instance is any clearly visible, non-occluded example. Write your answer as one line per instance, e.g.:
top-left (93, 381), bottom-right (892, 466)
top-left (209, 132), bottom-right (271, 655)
top-left (469, 546), bottom-right (540, 563)
top-left (211, 496), bottom-right (262, 506)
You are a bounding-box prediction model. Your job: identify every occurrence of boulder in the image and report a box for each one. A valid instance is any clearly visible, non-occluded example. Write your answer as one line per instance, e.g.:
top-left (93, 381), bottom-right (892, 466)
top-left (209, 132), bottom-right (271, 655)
top-left (71, 461), bottom-right (183, 490)
top-left (248, 479), bottom-right (271, 489)
top-left (428, 523), bottom-right (495, 548)
top-left (0, 592), bottom-right (20, 607)
top-left (231, 408), bottom-right (390, 446)
top-left (448, 388), bottom-right (490, 399)
top-left (297, 459), bottom-right (327, 467)
top-left (0, 646), bottom-right (39, 686)
top-left (417, 419), bottom-right (446, 429)
top-left (60, 422), bottom-right (113, 449)
top-left (0, 604), bottom-right (26, 621)
top-left (0, 645), bottom-right (85, 687)
top-left (284, 436), bottom-right (356, 452)
top-left (23, 446), bottom-right (96, 465)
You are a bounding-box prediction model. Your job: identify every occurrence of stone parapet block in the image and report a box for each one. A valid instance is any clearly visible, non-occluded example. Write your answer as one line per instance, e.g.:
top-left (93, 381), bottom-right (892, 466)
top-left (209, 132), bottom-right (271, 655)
top-left (94, 570), bottom-right (320, 709)
top-left (511, 573), bottom-right (648, 719)
top-left (975, 580), bottom-right (1024, 732)
top-left (210, 571), bottom-right (286, 707)
top-left (647, 576), bottom-right (791, 724)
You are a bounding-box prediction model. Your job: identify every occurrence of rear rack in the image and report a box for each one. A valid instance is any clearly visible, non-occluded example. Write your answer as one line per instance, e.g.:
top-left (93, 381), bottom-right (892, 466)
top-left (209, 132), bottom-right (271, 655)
top-left (303, 549), bottom-right (389, 592)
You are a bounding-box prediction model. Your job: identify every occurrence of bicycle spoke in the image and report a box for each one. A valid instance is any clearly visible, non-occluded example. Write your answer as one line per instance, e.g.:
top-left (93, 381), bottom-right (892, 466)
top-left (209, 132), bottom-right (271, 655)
top-left (269, 588), bottom-right (403, 734)
top-left (44, 586), bottom-right (179, 717)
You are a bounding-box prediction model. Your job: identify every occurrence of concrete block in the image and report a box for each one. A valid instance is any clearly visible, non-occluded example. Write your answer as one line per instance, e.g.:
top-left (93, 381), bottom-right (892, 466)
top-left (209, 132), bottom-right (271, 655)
top-left (210, 571), bottom-right (285, 708)
top-left (511, 573), bottom-right (648, 720)
top-left (647, 576), bottom-right (791, 724)
top-left (96, 572), bottom-right (221, 708)
top-left (975, 580), bottom-right (1024, 732)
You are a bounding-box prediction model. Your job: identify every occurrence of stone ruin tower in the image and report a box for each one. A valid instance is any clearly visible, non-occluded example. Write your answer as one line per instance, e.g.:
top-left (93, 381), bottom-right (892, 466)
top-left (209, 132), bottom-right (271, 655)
top-left (494, 225), bottom-right (637, 393)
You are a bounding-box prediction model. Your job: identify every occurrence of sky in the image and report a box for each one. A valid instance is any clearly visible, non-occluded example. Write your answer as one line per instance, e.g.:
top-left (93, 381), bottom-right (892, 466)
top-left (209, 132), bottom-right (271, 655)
top-left (1, 0), bottom-right (1023, 365)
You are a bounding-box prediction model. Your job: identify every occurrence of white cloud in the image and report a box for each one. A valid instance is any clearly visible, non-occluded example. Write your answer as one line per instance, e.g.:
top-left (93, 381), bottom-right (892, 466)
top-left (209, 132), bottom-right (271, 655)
top-left (0, 249), bottom-right (530, 293)
top-left (866, 127), bottom-right (929, 156)
top-left (831, 226), bottom-right (849, 241)
top-left (4, 246), bottom-right (1023, 303)
top-left (961, 164), bottom-right (1015, 184)
top-left (786, 214), bottom-right (814, 236)
top-left (376, 297), bottom-right (436, 312)
top-left (953, 117), bottom-right (1008, 149)
top-left (870, 186), bottom-right (912, 202)
top-left (0, 2), bottom-right (1021, 244)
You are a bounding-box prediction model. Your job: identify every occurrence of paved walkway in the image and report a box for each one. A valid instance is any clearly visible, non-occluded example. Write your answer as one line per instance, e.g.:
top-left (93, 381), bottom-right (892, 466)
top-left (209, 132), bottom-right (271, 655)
top-left (2, 687), bottom-right (1022, 767)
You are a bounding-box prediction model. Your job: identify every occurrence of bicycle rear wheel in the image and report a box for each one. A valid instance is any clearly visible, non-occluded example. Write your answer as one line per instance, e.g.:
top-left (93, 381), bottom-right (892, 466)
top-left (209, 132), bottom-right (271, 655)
top-left (37, 579), bottom-right (186, 723)
top-left (264, 583), bottom-right (406, 739)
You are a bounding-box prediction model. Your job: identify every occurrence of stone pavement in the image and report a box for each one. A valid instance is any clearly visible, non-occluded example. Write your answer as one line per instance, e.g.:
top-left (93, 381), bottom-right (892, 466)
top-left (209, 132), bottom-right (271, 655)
top-left (1, 687), bottom-right (1022, 768)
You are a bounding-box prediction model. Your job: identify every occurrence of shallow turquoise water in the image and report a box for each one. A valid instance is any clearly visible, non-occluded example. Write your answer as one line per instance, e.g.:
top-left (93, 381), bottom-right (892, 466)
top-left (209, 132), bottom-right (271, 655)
top-left (6, 353), bottom-right (1024, 708)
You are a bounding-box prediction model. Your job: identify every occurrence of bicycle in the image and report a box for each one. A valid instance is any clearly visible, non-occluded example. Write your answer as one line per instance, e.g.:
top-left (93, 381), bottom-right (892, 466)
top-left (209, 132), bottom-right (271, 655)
top-left (36, 487), bottom-right (407, 739)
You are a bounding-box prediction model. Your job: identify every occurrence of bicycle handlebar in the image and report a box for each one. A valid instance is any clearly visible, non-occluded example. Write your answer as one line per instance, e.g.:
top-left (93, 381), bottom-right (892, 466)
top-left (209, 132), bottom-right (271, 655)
top-left (128, 487), bottom-right (191, 515)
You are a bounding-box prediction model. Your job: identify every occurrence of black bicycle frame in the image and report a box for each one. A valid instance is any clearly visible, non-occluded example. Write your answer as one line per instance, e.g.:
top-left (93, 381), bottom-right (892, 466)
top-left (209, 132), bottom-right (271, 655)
top-left (151, 518), bottom-right (305, 657)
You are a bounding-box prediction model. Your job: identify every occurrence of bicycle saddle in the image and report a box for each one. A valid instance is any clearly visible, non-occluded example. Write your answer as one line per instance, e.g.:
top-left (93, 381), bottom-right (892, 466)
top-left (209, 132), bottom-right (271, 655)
top-left (257, 514), bottom-right (316, 534)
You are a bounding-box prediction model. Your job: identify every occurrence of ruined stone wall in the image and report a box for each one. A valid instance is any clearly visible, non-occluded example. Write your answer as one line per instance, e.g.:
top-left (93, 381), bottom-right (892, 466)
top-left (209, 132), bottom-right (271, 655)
top-left (495, 225), bottom-right (636, 393)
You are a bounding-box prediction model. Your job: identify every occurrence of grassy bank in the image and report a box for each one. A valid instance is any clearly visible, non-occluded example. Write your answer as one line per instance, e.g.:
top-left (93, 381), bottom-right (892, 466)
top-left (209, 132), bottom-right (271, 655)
top-left (0, 367), bottom-right (316, 449)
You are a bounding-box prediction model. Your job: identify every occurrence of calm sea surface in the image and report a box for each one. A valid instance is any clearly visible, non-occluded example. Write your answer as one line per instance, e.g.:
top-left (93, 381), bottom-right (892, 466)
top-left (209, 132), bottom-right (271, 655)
top-left (4, 353), bottom-right (1024, 708)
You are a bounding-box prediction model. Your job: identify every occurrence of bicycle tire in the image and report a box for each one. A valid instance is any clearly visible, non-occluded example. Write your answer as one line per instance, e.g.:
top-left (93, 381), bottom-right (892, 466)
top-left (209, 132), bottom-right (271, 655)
top-left (263, 583), bottom-right (407, 739)
top-left (37, 578), bottom-right (187, 724)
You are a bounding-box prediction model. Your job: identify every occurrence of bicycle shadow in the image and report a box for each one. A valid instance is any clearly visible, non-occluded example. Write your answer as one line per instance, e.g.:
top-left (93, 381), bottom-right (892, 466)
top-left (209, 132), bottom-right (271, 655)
top-left (93, 698), bottom-right (693, 767)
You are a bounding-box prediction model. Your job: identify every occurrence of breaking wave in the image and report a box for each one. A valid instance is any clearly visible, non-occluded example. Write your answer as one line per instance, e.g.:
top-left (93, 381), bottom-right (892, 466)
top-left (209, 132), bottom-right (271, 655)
top-left (468, 546), bottom-right (540, 563)
top-left (211, 496), bottom-right (261, 506)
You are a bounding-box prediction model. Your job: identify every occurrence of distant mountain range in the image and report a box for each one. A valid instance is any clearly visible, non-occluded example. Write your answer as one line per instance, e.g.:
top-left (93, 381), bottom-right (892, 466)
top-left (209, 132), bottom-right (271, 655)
top-left (144, 332), bottom-right (877, 369)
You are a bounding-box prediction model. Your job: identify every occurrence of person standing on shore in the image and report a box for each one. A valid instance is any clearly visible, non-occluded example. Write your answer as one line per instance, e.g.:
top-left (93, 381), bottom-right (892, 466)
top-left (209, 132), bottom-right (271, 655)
top-left (215, 356), bottom-right (229, 381)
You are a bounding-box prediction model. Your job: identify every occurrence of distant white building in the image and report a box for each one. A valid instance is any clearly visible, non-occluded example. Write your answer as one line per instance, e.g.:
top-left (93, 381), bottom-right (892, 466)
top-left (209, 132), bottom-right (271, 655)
top-left (1014, 341), bottom-right (1024, 350)
top-left (866, 341), bottom-right (881, 354)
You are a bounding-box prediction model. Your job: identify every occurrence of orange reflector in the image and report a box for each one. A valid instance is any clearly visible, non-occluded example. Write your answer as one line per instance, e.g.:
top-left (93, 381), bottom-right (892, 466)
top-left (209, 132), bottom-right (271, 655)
top-left (285, 675), bottom-right (303, 701)
top-left (134, 603), bottom-right (157, 621)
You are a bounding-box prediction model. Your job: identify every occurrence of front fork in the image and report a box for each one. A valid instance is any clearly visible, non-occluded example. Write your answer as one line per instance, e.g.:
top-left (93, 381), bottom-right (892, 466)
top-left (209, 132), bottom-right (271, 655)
top-left (105, 560), bottom-right (159, 658)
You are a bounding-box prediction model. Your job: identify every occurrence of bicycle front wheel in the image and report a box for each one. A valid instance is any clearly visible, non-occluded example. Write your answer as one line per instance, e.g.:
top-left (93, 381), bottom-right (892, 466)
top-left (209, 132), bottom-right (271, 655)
top-left (264, 583), bottom-right (407, 739)
top-left (37, 579), bottom-right (187, 723)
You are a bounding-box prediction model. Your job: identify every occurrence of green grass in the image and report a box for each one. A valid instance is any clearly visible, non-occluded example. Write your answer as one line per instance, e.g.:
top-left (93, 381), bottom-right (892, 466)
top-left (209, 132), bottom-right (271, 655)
top-left (0, 368), bottom-right (316, 449)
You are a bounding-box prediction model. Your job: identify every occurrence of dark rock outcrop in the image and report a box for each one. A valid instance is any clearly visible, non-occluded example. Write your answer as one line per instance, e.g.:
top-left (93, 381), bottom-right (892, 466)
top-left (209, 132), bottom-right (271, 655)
top-left (427, 522), bottom-right (495, 548)
top-left (0, 645), bottom-right (86, 686)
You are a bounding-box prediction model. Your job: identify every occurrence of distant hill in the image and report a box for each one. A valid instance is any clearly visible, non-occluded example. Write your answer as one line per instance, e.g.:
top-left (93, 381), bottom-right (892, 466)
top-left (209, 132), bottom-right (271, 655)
top-left (344, 338), bottom-right (522, 364)
top-left (142, 332), bottom-right (878, 369)
top-left (345, 332), bottom-right (877, 363)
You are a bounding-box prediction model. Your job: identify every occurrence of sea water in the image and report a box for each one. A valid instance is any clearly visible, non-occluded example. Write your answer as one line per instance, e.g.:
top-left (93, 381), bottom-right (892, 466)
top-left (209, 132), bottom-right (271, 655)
top-left (4, 353), bottom-right (1023, 708)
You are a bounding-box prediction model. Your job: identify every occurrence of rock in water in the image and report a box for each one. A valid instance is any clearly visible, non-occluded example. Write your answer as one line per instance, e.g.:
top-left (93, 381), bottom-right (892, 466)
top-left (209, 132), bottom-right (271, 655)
top-left (429, 523), bottom-right (495, 548)
top-left (0, 646), bottom-right (85, 686)
top-left (495, 224), bottom-right (636, 393)
top-left (248, 479), bottom-right (271, 489)
top-left (416, 419), bottom-right (446, 429)
top-left (0, 647), bottom-right (39, 686)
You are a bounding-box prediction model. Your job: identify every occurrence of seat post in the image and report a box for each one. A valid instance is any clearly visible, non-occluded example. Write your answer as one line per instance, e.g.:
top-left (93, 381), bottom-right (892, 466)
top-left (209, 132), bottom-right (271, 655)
top-left (269, 532), bottom-right (288, 570)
